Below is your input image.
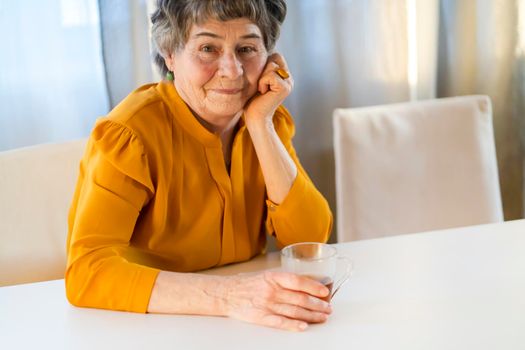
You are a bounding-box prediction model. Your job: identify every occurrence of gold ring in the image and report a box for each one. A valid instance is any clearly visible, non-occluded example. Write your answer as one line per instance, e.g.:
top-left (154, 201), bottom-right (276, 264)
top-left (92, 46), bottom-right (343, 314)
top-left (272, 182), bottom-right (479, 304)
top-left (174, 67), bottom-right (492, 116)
top-left (275, 68), bottom-right (290, 79)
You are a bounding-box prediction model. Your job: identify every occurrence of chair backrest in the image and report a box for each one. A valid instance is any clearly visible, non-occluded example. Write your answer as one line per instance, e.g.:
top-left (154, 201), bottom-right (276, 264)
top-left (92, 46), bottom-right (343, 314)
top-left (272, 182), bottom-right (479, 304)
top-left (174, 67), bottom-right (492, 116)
top-left (333, 95), bottom-right (503, 242)
top-left (0, 139), bottom-right (86, 286)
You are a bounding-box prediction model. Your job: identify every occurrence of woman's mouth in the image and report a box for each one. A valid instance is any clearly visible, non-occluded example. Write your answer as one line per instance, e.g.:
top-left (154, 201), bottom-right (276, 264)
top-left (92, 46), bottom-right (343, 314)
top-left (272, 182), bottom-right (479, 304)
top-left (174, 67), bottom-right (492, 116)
top-left (210, 88), bottom-right (242, 95)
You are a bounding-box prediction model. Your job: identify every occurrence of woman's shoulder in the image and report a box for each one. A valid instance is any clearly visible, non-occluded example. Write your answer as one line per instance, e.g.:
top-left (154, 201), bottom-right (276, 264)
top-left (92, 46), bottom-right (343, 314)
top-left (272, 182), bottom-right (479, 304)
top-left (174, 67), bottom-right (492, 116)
top-left (105, 83), bottom-right (168, 131)
top-left (94, 83), bottom-right (174, 148)
top-left (89, 83), bottom-right (174, 162)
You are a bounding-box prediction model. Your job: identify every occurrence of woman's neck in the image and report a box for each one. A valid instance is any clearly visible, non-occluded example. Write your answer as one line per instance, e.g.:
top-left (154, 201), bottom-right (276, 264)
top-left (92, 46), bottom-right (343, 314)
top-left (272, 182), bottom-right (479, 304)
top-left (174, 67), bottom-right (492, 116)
top-left (191, 111), bottom-right (241, 170)
top-left (192, 111), bottom-right (240, 137)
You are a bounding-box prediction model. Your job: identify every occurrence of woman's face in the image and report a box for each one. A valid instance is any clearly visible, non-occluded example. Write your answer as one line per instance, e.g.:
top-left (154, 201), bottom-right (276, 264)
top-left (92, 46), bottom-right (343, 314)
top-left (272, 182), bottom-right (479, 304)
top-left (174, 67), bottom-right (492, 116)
top-left (167, 18), bottom-right (268, 125)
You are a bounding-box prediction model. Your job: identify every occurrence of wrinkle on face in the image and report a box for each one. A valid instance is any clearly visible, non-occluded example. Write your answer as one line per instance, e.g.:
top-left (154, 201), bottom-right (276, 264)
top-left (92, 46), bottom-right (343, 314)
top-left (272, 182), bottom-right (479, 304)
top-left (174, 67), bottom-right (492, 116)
top-left (169, 18), bottom-right (268, 132)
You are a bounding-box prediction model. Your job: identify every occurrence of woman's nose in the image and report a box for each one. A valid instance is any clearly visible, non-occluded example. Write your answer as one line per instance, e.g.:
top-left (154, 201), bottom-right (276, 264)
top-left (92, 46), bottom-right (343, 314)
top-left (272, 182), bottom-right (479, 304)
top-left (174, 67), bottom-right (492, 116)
top-left (218, 53), bottom-right (243, 79)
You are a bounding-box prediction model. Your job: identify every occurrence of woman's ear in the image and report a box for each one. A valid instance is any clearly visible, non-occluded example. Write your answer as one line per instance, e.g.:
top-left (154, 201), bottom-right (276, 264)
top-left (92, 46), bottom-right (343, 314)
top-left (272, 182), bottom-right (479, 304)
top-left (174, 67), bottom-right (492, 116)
top-left (164, 53), bottom-right (175, 80)
top-left (164, 52), bottom-right (175, 72)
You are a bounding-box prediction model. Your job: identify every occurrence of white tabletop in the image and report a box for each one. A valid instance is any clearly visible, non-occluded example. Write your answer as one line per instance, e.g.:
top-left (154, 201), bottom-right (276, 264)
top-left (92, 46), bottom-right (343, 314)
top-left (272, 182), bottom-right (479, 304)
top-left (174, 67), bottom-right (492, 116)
top-left (1, 220), bottom-right (525, 349)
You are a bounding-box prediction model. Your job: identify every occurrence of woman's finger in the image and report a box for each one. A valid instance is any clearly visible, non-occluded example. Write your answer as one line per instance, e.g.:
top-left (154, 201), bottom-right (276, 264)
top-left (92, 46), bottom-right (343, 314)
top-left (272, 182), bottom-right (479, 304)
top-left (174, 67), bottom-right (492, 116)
top-left (274, 288), bottom-right (332, 313)
top-left (267, 52), bottom-right (289, 71)
top-left (263, 60), bottom-right (280, 73)
top-left (257, 71), bottom-right (291, 95)
top-left (265, 271), bottom-right (330, 299)
top-left (260, 314), bottom-right (309, 332)
top-left (263, 60), bottom-right (292, 83)
top-left (269, 303), bottom-right (329, 324)
top-left (257, 53), bottom-right (293, 95)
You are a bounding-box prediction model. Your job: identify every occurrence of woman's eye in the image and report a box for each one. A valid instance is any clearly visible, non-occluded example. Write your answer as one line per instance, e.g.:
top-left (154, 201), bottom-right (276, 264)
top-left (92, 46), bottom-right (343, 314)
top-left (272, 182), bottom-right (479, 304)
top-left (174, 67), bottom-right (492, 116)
top-left (200, 45), bottom-right (216, 53)
top-left (238, 46), bottom-right (255, 54)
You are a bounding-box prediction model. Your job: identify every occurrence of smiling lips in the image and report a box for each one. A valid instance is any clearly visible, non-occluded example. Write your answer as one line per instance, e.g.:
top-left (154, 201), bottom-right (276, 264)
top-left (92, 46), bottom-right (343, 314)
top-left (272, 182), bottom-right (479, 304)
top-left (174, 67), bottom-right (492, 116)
top-left (210, 88), bottom-right (243, 95)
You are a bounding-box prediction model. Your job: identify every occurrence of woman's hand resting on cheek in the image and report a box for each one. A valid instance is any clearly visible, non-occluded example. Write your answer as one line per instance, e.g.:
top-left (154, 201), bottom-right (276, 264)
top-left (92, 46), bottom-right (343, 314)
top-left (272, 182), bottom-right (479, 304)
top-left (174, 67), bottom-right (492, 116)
top-left (224, 271), bottom-right (332, 331)
top-left (243, 53), bottom-right (294, 127)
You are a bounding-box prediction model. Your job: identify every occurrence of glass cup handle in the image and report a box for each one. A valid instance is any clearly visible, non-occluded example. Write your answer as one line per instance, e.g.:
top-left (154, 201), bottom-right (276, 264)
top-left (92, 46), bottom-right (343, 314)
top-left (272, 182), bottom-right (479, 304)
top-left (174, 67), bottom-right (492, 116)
top-left (331, 256), bottom-right (353, 300)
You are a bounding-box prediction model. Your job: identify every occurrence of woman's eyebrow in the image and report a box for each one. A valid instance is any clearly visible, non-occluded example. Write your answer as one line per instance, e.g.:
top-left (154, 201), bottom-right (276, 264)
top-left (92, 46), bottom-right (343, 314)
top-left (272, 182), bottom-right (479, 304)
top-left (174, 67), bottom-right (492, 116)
top-left (193, 32), bottom-right (221, 39)
top-left (192, 32), bottom-right (261, 40)
top-left (240, 33), bottom-right (261, 40)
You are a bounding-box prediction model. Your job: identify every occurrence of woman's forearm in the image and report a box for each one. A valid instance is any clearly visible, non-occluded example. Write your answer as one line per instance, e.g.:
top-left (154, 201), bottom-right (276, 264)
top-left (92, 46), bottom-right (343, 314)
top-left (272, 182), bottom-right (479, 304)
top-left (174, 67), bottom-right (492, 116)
top-left (246, 119), bottom-right (297, 204)
top-left (147, 271), bottom-right (230, 316)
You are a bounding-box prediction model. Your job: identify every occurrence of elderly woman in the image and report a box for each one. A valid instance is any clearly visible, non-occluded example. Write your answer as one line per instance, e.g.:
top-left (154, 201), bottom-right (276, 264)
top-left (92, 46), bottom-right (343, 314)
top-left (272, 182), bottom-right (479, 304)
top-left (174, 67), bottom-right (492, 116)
top-left (66, 0), bottom-right (332, 331)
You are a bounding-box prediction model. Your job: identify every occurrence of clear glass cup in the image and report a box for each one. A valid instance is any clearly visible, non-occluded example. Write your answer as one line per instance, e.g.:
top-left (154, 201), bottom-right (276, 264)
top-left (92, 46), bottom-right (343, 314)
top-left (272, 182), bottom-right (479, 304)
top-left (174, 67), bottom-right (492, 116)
top-left (281, 242), bottom-right (353, 301)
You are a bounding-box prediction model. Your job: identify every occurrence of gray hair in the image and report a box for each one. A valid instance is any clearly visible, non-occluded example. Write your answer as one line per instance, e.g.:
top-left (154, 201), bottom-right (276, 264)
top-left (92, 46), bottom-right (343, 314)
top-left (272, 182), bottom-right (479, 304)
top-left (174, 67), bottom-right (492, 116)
top-left (150, 0), bottom-right (287, 78)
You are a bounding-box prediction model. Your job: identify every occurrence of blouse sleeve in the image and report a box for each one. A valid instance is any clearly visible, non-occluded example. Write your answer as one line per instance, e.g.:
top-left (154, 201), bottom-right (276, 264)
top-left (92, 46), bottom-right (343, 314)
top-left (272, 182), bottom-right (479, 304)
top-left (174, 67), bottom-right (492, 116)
top-left (65, 119), bottom-right (159, 313)
top-left (264, 106), bottom-right (333, 247)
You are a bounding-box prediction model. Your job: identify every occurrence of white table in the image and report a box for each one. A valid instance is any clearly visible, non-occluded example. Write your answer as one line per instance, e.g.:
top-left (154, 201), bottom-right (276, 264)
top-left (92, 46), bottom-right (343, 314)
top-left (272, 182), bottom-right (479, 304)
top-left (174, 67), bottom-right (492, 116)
top-left (1, 220), bottom-right (525, 349)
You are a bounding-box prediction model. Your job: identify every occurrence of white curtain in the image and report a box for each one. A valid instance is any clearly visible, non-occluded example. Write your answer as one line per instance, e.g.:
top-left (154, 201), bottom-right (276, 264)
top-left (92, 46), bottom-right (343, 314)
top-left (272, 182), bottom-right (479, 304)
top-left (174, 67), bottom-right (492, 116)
top-left (0, 0), bottom-right (109, 151)
top-left (98, 0), bottom-right (157, 107)
top-left (277, 0), bottom-right (524, 225)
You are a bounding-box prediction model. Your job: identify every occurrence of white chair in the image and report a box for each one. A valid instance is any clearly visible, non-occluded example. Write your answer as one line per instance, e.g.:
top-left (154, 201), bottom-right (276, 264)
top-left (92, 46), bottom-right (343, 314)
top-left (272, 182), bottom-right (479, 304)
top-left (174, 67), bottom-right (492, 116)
top-left (0, 139), bottom-right (87, 286)
top-left (333, 95), bottom-right (503, 242)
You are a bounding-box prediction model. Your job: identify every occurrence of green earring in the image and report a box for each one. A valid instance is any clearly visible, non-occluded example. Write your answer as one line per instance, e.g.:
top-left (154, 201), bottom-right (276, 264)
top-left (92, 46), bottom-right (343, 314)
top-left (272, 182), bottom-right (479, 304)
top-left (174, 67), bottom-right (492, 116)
top-left (166, 71), bottom-right (174, 81)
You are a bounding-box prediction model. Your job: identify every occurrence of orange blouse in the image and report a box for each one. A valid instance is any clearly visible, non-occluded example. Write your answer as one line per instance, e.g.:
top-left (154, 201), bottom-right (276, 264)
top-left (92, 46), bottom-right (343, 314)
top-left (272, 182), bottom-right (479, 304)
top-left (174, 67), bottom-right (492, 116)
top-left (65, 81), bottom-right (332, 313)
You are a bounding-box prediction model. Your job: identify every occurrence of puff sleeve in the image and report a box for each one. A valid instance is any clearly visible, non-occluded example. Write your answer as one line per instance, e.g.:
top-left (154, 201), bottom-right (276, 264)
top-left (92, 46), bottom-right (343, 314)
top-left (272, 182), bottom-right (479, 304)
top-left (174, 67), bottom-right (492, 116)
top-left (65, 119), bottom-right (159, 313)
top-left (265, 106), bottom-right (333, 246)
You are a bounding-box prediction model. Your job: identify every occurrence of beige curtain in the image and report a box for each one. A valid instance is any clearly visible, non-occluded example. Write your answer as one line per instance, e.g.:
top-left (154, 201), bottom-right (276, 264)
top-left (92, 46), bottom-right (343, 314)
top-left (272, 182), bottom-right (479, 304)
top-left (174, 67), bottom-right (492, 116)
top-left (277, 0), bottom-right (524, 236)
top-left (436, 0), bottom-right (523, 219)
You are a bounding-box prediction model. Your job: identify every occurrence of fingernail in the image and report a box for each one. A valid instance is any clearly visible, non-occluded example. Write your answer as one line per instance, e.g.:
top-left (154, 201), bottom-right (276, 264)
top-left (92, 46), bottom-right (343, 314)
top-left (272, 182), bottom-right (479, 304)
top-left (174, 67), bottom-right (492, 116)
top-left (299, 322), bottom-right (308, 331)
